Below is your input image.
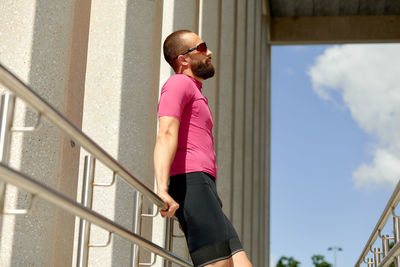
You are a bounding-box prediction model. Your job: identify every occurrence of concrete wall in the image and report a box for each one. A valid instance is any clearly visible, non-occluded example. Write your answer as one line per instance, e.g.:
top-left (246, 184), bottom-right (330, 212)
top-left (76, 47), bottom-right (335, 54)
top-left (0, 0), bottom-right (270, 266)
top-left (0, 0), bottom-right (90, 266)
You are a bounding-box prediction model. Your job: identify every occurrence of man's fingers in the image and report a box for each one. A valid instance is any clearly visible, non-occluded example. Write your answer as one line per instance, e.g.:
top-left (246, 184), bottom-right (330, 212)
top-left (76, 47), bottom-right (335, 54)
top-left (157, 192), bottom-right (179, 218)
top-left (164, 203), bottom-right (179, 218)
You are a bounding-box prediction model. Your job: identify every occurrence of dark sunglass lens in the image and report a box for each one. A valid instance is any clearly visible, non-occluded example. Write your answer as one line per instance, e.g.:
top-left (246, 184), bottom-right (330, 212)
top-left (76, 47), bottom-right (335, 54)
top-left (198, 43), bottom-right (207, 52)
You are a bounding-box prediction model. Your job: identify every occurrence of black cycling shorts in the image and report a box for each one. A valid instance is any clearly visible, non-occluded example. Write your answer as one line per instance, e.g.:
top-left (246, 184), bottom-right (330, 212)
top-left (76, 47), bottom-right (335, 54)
top-left (168, 171), bottom-right (243, 267)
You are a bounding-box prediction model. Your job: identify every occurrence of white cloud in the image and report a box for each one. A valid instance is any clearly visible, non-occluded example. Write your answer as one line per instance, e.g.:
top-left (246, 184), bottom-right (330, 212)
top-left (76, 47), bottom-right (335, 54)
top-left (308, 44), bottom-right (400, 190)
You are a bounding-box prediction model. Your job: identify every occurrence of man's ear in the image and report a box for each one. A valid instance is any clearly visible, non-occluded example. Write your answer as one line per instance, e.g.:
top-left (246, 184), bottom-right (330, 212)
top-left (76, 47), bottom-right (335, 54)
top-left (177, 55), bottom-right (189, 67)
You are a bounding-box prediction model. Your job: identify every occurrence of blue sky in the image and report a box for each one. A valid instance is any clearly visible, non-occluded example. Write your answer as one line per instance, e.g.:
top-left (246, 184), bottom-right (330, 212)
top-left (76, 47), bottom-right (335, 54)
top-left (270, 45), bottom-right (400, 266)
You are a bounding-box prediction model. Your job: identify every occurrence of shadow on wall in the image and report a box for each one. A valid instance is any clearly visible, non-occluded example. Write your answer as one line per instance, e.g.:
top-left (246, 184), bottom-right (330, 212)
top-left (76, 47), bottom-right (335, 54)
top-left (112, 0), bottom-right (159, 265)
top-left (11, 0), bottom-right (77, 266)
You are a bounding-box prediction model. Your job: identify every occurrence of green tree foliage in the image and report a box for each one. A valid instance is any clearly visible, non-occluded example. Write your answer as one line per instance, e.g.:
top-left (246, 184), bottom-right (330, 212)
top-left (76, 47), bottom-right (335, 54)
top-left (276, 256), bottom-right (301, 267)
top-left (311, 255), bottom-right (332, 267)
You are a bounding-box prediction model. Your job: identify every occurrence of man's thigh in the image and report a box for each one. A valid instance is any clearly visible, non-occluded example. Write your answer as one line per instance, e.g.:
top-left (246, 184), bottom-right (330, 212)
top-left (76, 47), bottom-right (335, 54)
top-left (204, 257), bottom-right (232, 267)
top-left (204, 252), bottom-right (252, 267)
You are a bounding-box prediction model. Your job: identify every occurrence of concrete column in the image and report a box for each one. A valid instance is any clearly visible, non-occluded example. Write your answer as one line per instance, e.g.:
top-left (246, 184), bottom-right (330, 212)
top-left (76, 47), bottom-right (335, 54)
top-left (215, 0), bottom-right (235, 218)
top-left (0, 0), bottom-right (90, 266)
top-left (72, 0), bottom-right (159, 266)
top-left (159, 2), bottom-right (201, 266)
top-left (251, 0), bottom-right (262, 265)
top-left (200, 0), bottom-right (220, 128)
top-left (264, 43), bottom-right (272, 267)
top-left (232, 0), bottom-right (247, 241)
top-left (152, 1), bottom-right (174, 266)
top-left (260, 9), bottom-right (267, 265)
top-left (173, 0), bottom-right (198, 32)
top-left (243, 0), bottom-right (255, 254)
top-left (259, 15), bottom-right (270, 266)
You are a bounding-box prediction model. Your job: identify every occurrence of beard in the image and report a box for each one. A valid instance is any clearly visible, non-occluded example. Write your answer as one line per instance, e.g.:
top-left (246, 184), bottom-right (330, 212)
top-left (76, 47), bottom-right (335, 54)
top-left (192, 58), bottom-right (215, 80)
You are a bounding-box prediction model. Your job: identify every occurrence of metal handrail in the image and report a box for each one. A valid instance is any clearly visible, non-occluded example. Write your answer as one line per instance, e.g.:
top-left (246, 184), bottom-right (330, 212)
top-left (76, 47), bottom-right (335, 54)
top-left (379, 242), bottom-right (400, 267)
top-left (0, 163), bottom-right (192, 267)
top-left (356, 180), bottom-right (400, 266)
top-left (0, 63), bottom-right (166, 211)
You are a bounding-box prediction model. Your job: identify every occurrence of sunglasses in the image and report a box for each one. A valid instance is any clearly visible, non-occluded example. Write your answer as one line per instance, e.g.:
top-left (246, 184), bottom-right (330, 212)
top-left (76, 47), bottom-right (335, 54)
top-left (173, 42), bottom-right (208, 60)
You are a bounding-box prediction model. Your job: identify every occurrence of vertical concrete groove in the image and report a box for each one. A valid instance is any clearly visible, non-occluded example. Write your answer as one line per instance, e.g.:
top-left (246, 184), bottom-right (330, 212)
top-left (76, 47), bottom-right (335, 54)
top-left (250, 0), bottom-right (257, 259)
top-left (213, 0), bottom-right (222, 168)
top-left (258, 15), bottom-right (265, 266)
top-left (232, 0), bottom-right (246, 241)
top-left (229, 0), bottom-right (238, 221)
top-left (258, 11), bottom-right (266, 266)
top-left (240, 0), bottom-right (248, 242)
top-left (194, 0), bottom-right (200, 35)
top-left (153, 1), bottom-right (175, 266)
top-left (265, 43), bottom-right (272, 267)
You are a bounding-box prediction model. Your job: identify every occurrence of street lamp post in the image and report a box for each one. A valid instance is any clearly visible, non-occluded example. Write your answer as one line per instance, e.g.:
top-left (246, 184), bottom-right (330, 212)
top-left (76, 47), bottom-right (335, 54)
top-left (328, 246), bottom-right (343, 267)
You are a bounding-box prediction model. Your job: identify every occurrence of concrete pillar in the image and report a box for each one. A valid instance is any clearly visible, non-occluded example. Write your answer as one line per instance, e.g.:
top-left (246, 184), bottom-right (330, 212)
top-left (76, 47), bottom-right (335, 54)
top-left (251, 0), bottom-right (263, 265)
top-left (259, 15), bottom-right (267, 266)
top-left (232, 0), bottom-right (247, 241)
top-left (158, 2), bottom-right (202, 266)
top-left (72, 0), bottom-right (159, 266)
top-left (200, 0), bottom-right (220, 128)
top-left (173, 0), bottom-right (198, 32)
top-left (0, 0), bottom-right (90, 266)
top-left (215, 0), bottom-right (235, 218)
top-left (152, 1), bottom-right (174, 266)
top-left (264, 43), bottom-right (272, 267)
top-left (243, 0), bottom-right (255, 254)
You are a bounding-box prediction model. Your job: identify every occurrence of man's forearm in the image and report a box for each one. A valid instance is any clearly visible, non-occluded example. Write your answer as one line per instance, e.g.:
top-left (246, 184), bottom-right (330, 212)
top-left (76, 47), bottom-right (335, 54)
top-left (154, 133), bottom-right (177, 193)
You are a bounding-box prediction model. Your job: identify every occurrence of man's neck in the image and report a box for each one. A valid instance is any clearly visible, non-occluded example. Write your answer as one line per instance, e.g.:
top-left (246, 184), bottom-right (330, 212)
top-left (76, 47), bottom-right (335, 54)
top-left (179, 69), bottom-right (203, 83)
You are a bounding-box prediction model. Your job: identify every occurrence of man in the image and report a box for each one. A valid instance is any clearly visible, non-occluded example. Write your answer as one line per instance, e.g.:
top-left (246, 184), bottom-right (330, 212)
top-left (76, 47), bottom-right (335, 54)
top-left (154, 30), bottom-right (252, 267)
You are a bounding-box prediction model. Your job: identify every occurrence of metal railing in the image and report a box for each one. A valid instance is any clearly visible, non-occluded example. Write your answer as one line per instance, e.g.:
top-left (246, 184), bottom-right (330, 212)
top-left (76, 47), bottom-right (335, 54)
top-left (356, 180), bottom-right (400, 267)
top-left (0, 63), bottom-right (192, 267)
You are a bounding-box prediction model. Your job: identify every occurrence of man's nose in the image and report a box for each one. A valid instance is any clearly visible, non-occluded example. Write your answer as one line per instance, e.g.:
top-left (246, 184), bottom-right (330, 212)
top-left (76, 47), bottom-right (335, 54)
top-left (206, 49), bottom-right (213, 56)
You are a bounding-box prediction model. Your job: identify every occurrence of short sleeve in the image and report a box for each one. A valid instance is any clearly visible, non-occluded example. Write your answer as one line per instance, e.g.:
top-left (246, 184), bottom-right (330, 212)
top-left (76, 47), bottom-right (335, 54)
top-left (158, 75), bottom-right (194, 121)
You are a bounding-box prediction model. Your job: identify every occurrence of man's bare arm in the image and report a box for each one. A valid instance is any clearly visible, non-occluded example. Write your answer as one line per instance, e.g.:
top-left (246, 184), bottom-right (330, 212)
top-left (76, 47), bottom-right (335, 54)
top-left (154, 116), bottom-right (180, 218)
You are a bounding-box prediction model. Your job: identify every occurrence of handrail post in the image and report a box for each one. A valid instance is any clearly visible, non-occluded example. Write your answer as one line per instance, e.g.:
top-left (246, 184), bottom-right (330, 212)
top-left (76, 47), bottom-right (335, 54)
top-left (77, 155), bottom-right (96, 267)
top-left (164, 217), bottom-right (173, 267)
top-left (0, 93), bottom-right (14, 163)
top-left (373, 248), bottom-right (381, 266)
top-left (0, 93), bottom-right (15, 213)
top-left (131, 190), bottom-right (143, 267)
top-left (394, 216), bottom-right (400, 267)
top-left (382, 234), bottom-right (390, 258)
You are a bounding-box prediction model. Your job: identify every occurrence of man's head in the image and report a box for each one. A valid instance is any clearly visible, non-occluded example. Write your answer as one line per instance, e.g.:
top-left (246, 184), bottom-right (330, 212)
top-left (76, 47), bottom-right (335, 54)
top-left (163, 30), bottom-right (215, 81)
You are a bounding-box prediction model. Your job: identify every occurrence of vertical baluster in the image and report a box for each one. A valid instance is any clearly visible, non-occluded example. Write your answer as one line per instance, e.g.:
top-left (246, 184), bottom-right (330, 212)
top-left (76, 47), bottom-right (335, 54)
top-left (131, 191), bottom-right (143, 267)
top-left (0, 93), bottom-right (14, 164)
top-left (394, 216), bottom-right (400, 267)
top-left (367, 257), bottom-right (374, 267)
top-left (382, 234), bottom-right (390, 258)
top-left (0, 93), bottom-right (15, 213)
top-left (374, 248), bottom-right (381, 266)
top-left (76, 155), bottom-right (96, 267)
top-left (164, 217), bottom-right (173, 267)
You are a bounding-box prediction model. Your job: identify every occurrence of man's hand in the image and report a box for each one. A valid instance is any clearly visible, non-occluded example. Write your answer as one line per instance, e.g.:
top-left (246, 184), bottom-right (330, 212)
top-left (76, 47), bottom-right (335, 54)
top-left (158, 191), bottom-right (179, 218)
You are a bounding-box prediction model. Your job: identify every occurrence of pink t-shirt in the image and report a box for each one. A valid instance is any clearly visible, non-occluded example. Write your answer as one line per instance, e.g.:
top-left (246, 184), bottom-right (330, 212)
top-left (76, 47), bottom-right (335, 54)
top-left (158, 74), bottom-right (217, 178)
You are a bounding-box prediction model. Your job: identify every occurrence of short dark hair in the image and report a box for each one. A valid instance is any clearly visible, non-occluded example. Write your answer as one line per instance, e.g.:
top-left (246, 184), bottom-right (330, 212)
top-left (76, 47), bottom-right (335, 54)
top-left (163, 30), bottom-right (193, 70)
